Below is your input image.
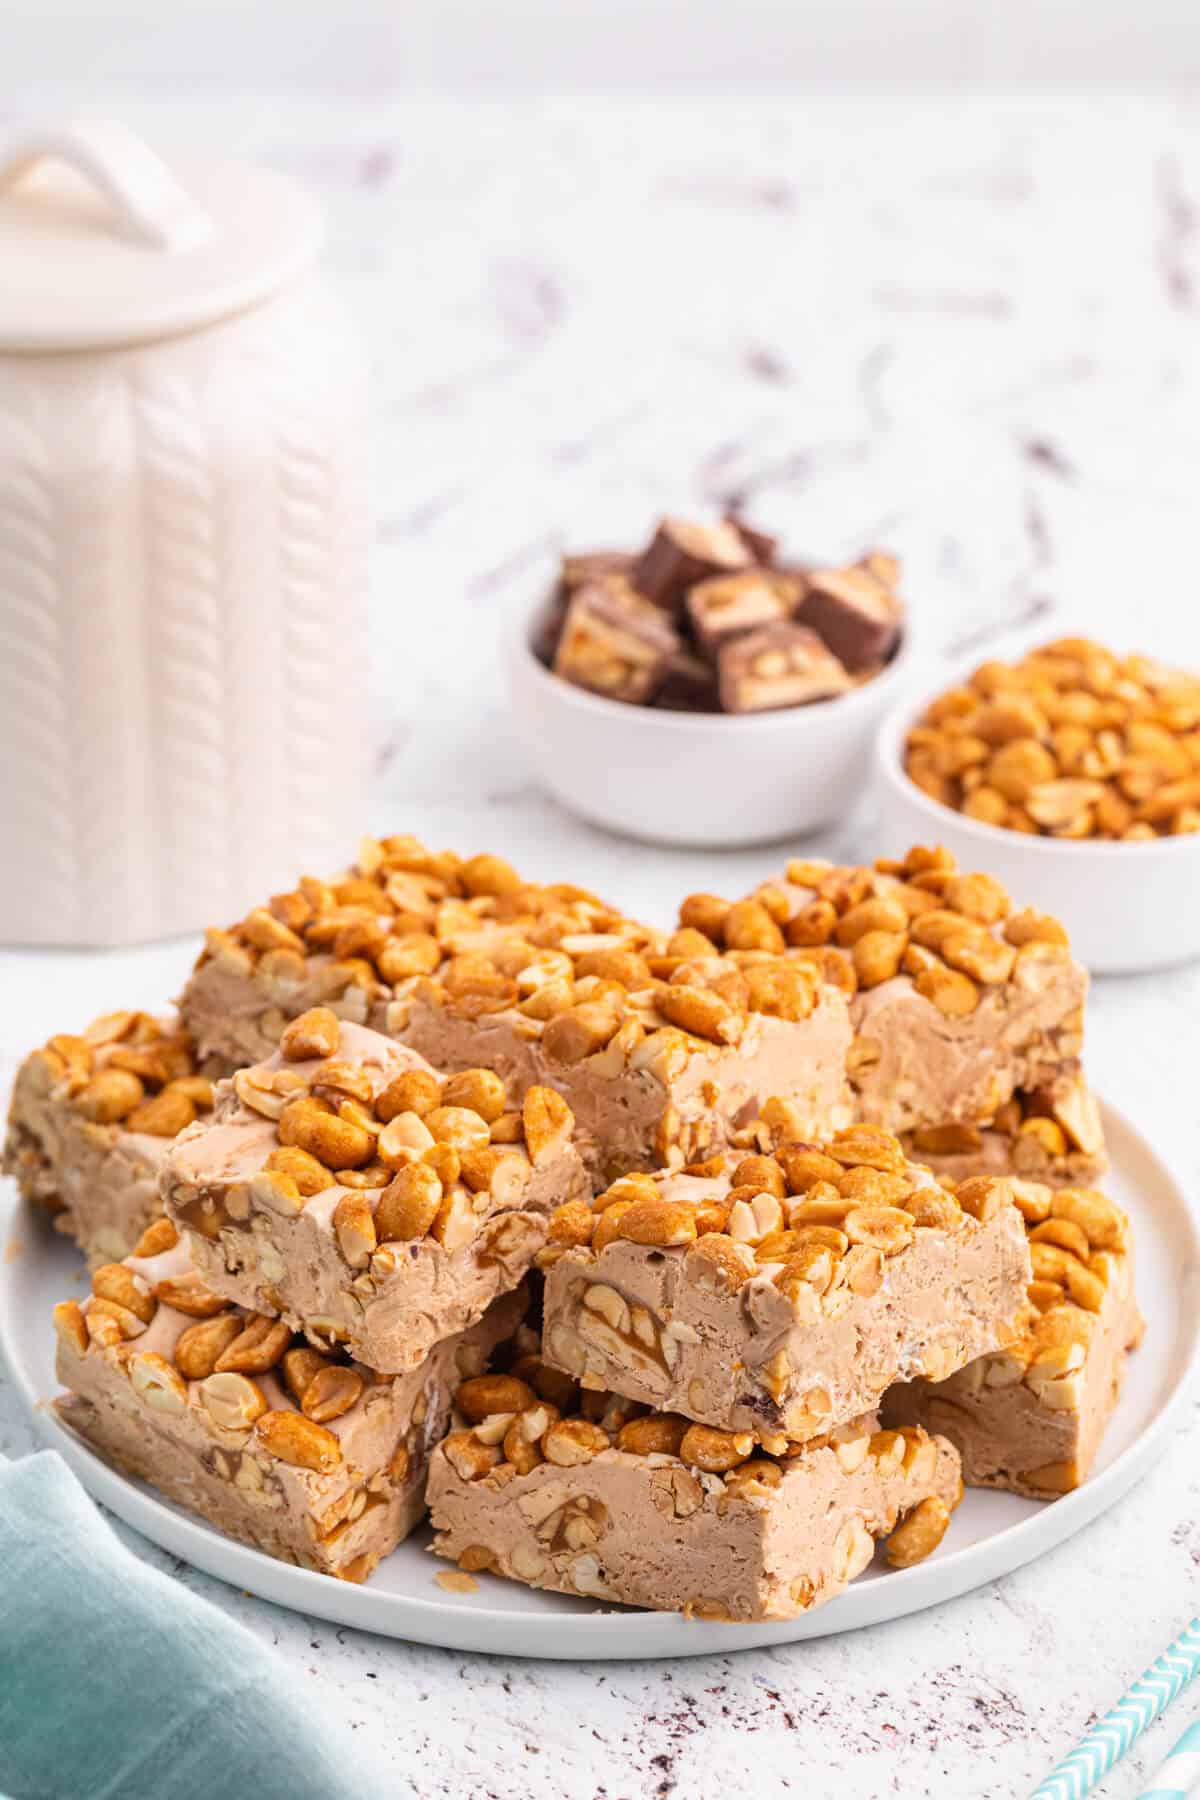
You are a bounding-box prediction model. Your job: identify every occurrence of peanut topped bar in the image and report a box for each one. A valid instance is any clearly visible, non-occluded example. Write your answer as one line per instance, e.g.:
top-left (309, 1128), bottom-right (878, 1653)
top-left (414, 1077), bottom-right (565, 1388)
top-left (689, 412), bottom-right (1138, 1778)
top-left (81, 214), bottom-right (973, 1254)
top-left (178, 835), bottom-right (643, 1070)
top-left (387, 931), bottom-right (853, 1183)
top-left (164, 1015), bottom-right (588, 1372)
top-left (180, 834), bottom-right (854, 1184)
top-left (4, 1010), bottom-right (221, 1267)
top-left (885, 1180), bottom-right (1141, 1500)
top-left (53, 1218), bottom-right (526, 1580)
top-left (427, 1373), bottom-right (962, 1621)
top-left (538, 1129), bottom-right (1030, 1446)
top-left (679, 844), bottom-right (1088, 1137)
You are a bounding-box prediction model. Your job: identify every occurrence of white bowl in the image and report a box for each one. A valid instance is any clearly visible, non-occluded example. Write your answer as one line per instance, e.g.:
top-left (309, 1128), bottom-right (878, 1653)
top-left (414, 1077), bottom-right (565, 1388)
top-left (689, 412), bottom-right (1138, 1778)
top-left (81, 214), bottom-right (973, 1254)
top-left (875, 658), bottom-right (1200, 975)
top-left (506, 602), bottom-right (916, 849)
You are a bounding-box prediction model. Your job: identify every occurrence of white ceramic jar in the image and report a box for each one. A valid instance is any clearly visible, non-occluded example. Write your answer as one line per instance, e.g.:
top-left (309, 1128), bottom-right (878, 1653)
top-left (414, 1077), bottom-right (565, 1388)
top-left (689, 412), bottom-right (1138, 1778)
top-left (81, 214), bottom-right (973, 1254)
top-left (0, 120), bottom-right (369, 944)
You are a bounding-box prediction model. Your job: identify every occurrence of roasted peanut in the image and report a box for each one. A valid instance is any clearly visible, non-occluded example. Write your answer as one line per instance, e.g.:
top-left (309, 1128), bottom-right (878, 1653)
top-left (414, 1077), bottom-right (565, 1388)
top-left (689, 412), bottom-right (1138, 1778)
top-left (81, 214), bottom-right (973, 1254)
top-left (279, 1007), bottom-right (340, 1061)
top-left (214, 1314), bottom-right (293, 1374)
top-left (886, 1496), bottom-right (951, 1567)
top-left (174, 1313), bottom-right (243, 1379)
top-left (374, 1162), bottom-right (442, 1241)
top-left (75, 1069), bottom-right (145, 1123)
top-left (375, 1068), bottom-right (443, 1123)
top-left (543, 1418), bottom-right (611, 1466)
top-left (615, 1200), bottom-right (698, 1248)
top-left (256, 1409), bottom-right (342, 1471)
top-left (616, 1414), bottom-right (689, 1457)
top-left (679, 1424), bottom-right (754, 1473)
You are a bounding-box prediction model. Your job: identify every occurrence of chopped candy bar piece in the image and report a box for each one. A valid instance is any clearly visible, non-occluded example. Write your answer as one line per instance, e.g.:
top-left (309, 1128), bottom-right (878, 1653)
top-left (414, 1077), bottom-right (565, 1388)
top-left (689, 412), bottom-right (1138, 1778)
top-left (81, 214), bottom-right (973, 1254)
top-left (797, 557), bottom-right (904, 671)
top-left (685, 570), bottom-right (792, 655)
top-left (553, 578), bottom-right (680, 703)
top-left (717, 623), bottom-right (851, 713)
top-left (651, 647), bottom-right (721, 712)
top-left (633, 516), bottom-right (752, 617)
top-left (723, 513), bottom-right (779, 566)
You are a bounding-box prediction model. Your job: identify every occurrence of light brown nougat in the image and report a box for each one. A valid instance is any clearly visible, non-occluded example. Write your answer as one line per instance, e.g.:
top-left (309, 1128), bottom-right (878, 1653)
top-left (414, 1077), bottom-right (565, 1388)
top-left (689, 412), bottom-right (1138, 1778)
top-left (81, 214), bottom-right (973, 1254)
top-left (4, 1010), bottom-right (224, 1267)
top-left (679, 844), bottom-right (1090, 1138)
top-left (539, 1131), bottom-right (1030, 1444)
top-left (164, 1017), bottom-right (588, 1373)
top-left (884, 1180), bottom-right (1141, 1500)
top-left (428, 1378), bottom-right (962, 1621)
top-left (901, 1075), bottom-right (1106, 1189)
top-left (178, 834), bottom-right (855, 1187)
top-left (54, 1221), bottom-right (527, 1579)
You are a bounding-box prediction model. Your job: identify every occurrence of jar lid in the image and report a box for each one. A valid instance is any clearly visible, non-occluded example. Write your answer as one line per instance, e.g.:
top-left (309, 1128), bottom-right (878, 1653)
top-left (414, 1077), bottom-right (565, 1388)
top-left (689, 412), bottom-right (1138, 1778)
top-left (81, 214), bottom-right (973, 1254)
top-left (0, 118), bottom-right (323, 351)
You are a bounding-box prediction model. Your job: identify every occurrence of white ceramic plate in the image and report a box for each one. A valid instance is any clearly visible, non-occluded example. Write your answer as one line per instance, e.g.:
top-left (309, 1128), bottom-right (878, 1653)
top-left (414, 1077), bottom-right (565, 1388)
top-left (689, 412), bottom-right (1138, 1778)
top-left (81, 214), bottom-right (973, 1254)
top-left (3, 1099), bottom-right (1197, 1660)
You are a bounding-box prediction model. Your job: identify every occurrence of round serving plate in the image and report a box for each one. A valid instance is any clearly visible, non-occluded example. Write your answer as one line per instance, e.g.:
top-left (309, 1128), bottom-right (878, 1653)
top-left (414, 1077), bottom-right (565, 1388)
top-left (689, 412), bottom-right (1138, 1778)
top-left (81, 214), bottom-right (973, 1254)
top-left (2, 1098), bottom-right (1196, 1661)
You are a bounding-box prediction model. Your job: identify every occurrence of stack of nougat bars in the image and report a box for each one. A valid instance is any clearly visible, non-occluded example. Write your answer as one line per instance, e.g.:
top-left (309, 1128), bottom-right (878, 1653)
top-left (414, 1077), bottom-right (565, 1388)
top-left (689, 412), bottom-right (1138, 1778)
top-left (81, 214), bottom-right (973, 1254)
top-left (6, 837), bottom-right (1140, 1620)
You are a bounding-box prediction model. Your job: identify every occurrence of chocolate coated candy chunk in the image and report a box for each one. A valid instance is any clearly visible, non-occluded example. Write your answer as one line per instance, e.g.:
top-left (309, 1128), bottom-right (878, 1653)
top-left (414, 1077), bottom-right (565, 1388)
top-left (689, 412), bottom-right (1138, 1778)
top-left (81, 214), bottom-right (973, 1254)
top-left (686, 570), bottom-right (793, 655)
top-left (797, 556), bottom-right (903, 672)
top-left (632, 516), bottom-right (751, 616)
top-left (553, 577), bottom-right (681, 703)
top-left (718, 622), bottom-right (851, 713)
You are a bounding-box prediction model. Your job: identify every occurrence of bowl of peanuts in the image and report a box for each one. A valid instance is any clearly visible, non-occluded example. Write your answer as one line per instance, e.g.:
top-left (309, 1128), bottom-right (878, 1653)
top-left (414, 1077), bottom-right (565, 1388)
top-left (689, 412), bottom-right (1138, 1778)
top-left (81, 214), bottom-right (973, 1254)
top-left (875, 635), bottom-right (1200, 973)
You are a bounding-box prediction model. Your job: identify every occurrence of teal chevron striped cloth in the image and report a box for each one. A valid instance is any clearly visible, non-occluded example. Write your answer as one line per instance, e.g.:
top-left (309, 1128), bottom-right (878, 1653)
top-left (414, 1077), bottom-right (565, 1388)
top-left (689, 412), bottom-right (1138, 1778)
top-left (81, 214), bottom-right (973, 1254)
top-left (1032, 1619), bottom-right (1200, 1800)
top-left (0, 1451), bottom-right (395, 1800)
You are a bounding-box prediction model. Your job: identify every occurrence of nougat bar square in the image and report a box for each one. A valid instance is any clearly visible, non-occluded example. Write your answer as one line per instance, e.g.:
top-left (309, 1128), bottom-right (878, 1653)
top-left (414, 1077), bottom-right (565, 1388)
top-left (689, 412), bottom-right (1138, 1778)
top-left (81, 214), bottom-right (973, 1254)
top-left (4, 1010), bottom-right (221, 1267)
top-left (552, 577), bottom-right (681, 703)
top-left (54, 1220), bottom-right (527, 1580)
top-left (540, 1131), bottom-right (1030, 1445)
top-left (164, 1016), bottom-right (588, 1373)
top-left (681, 845), bottom-right (1090, 1138)
top-left (389, 941), bottom-right (853, 1185)
top-left (884, 1180), bottom-right (1141, 1499)
top-left (177, 836), bottom-right (649, 1070)
top-left (428, 1380), bottom-right (961, 1621)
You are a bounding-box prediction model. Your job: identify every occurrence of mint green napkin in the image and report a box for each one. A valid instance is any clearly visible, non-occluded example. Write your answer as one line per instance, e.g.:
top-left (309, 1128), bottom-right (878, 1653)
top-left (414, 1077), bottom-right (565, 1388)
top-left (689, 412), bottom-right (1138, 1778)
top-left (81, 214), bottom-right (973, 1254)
top-left (0, 1452), bottom-right (395, 1800)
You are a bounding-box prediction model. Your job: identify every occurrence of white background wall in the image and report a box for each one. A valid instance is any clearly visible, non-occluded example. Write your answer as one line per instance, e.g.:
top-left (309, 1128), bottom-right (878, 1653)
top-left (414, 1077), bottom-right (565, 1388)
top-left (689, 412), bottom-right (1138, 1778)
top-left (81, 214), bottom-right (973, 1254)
top-left (6, 0), bottom-right (1200, 94)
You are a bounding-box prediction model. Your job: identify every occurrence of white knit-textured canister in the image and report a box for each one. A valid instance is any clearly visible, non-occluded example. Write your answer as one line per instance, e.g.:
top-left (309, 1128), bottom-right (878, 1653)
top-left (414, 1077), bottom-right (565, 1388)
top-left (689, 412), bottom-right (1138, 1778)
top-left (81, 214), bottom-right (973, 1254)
top-left (0, 120), bottom-right (369, 944)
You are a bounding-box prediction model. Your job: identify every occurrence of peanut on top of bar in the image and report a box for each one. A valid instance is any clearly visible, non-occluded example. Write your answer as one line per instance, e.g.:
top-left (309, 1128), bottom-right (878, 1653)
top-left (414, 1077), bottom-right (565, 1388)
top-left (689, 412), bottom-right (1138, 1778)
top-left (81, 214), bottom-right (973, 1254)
top-left (541, 514), bottom-right (904, 714)
top-left (904, 636), bottom-right (1200, 840)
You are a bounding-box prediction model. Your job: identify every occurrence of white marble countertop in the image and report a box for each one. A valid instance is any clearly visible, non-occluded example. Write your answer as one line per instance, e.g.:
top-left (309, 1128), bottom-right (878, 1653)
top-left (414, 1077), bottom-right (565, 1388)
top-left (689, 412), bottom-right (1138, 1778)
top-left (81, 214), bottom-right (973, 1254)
top-left (3, 91), bottom-right (1200, 1798)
